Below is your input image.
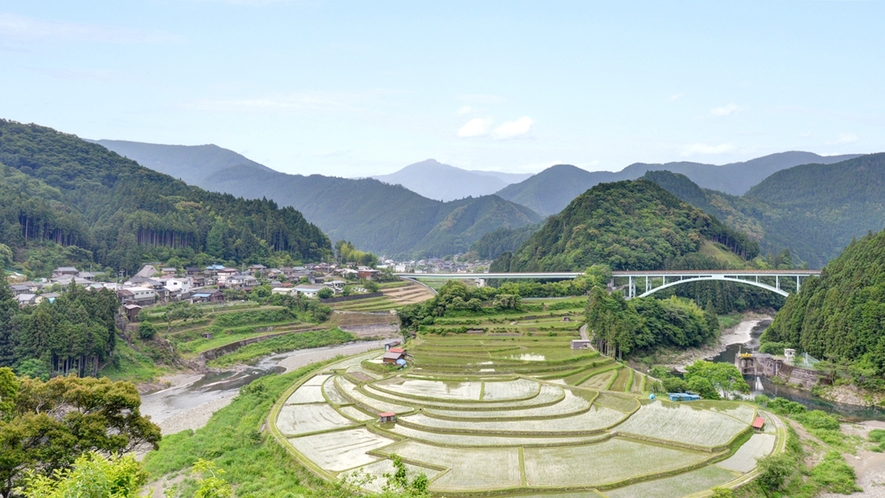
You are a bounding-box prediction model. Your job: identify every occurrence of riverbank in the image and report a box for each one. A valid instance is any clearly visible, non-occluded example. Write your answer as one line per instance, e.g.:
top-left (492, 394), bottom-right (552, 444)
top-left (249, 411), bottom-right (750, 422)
top-left (816, 384), bottom-right (885, 409)
top-left (139, 340), bottom-right (388, 435)
top-left (644, 313), bottom-right (772, 372)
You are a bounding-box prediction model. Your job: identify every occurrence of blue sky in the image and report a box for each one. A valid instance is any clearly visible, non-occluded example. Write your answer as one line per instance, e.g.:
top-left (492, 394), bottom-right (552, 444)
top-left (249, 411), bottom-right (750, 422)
top-left (1, 1), bottom-right (883, 177)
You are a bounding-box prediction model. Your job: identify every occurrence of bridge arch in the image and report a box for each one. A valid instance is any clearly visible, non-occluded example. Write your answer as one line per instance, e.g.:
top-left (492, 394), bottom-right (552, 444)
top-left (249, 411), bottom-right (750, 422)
top-left (635, 276), bottom-right (789, 298)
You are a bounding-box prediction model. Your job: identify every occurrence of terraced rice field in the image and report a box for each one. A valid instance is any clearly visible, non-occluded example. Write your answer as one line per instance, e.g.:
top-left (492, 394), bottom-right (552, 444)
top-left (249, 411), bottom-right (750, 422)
top-left (271, 327), bottom-right (784, 496)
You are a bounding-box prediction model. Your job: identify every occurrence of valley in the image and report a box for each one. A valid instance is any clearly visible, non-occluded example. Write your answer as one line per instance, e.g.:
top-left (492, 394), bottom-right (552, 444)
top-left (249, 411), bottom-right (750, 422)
top-left (2, 119), bottom-right (884, 498)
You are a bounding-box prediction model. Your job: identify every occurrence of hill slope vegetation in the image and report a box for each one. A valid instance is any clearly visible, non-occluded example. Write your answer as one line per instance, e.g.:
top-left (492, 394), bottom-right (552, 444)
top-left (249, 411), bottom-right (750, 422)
top-left (763, 227), bottom-right (885, 382)
top-left (493, 179), bottom-right (758, 272)
top-left (0, 120), bottom-right (330, 274)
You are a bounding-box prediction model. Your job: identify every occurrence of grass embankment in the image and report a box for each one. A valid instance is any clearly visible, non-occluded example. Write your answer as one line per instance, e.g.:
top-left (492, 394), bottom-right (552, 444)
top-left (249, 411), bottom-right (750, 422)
top-left (143, 362), bottom-right (339, 497)
top-left (418, 297), bottom-right (587, 337)
top-left (102, 302), bottom-right (347, 383)
top-left (100, 342), bottom-right (171, 383)
top-left (735, 397), bottom-right (862, 497)
top-left (207, 329), bottom-right (356, 367)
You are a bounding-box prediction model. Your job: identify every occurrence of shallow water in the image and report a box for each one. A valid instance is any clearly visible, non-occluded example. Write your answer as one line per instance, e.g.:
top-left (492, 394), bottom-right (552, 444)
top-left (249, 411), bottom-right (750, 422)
top-left (711, 320), bottom-right (885, 422)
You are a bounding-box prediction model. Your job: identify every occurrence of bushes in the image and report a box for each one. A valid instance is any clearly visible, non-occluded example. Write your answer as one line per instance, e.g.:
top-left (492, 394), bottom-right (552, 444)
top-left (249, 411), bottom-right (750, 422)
top-left (214, 309), bottom-right (295, 328)
top-left (138, 322), bottom-right (157, 340)
top-left (809, 451), bottom-right (861, 494)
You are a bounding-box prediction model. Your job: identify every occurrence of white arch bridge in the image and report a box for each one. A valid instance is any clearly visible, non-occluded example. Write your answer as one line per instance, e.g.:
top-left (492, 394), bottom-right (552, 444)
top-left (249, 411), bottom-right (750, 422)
top-left (394, 270), bottom-right (821, 298)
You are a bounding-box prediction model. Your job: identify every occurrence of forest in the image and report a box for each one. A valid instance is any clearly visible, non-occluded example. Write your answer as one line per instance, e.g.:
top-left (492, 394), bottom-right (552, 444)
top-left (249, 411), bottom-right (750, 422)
top-left (584, 286), bottom-right (719, 359)
top-left (0, 120), bottom-right (331, 276)
top-left (762, 227), bottom-right (885, 387)
top-left (493, 179), bottom-right (758, 273)
top-left (0, 281), bottom-right (119, 379)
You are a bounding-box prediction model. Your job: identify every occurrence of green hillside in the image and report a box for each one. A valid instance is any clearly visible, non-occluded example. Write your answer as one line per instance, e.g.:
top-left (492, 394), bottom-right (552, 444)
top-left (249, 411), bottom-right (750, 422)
top-left (763, 227), bottom-right (885, 381)
top-left (494, 179), bottom-right (758, 272)
top-left (644, 155), bottom-right (885, 268)
top-left (745, 153), bottom-right (885, 267)
top-left (0, 120), bottom-right (330, 275)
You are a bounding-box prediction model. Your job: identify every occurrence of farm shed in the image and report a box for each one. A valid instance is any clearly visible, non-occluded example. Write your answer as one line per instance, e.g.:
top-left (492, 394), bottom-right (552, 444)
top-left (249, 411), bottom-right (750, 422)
top-left (379, 412), bottom-right (396, 423)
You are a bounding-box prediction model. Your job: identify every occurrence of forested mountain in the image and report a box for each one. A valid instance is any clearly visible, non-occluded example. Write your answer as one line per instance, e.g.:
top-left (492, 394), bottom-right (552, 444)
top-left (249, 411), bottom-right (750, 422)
top-left (495, 152), bottom-right (859, 216)
top-left (763, 228), bottom-right (885, 381)
top-left (469, 222), bottom-right (544, 259)
top-left (371, 159), bottom-right (531, 201)
top-left (0, 120), bottom-right (330, 275)
top-left (644, 154), bottom-right (885, 268)
top-left (94, 140), bottom-right (542, 257)
top-left (621, 151), bottom-right (859, 196)
top-left (493, 179), bottom-right (758, 272)
top-left (92, 139), bottom-right (274, 185)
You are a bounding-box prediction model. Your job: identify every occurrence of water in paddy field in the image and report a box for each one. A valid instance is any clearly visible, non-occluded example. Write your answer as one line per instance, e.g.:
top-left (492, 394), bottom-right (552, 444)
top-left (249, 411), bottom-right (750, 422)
top-left (712, 319), bottom-right (885, 422)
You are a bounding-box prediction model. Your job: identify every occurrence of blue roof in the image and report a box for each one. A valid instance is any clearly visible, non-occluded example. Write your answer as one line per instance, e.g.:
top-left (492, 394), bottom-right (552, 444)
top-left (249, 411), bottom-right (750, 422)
top-left (193, 293), bottom-right (213, 297)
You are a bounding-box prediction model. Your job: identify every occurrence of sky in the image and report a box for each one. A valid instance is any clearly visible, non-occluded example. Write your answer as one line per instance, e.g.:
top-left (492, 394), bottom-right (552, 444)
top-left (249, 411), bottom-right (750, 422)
top-left (1, 1), bottom-right (884, 178)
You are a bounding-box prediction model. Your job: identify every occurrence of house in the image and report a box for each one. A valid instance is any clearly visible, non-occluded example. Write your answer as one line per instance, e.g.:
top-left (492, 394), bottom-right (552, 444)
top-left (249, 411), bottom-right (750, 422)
top-left (571, 340), bottom-right (592, 350)
top-left (378, 412), bottom-right (396, 424)
top-left (293, 284), bottom-right (325, 299)
top-left (9, 284), bottom-right (30, 296)
top-left (271, 287), bottom-right (296, 296)
top-left (186, 266), bottom-right (202, 276)
top-left (134, 265), bottom-right (159, 278)
top-left (752, 417), bottom-right (765, 431)
top-left (123, 304), bottom-right (142, 322)
top-left (78, 271), bottom-right (96, 281)
top-left (248, 264), bottom-right (268, 275)
top-left (192, 290), bottom-right (224, 303)
top-left (382, 347), bottom-right (406, 364)
top-left (41, 292), bottom-right (60, 304)
top-left (384, 340), bottom-right (402, 350)
top-left (123, 288), bottom-right (157, 306)
top-left (358, 268), bottom-right (381, 280)
top-left (162, 278), bottom-right (192, 298)
top-left (216, 268), bottom-right (237, 284)
top-left (161, 267), bottom-right (177, 277)
top-left (52, 275), bottom-right (92, 287)
top-left (53, 266), bottom-right (79, 277)
top-left (16, 294), bottom-right (37, 307)
top-left (326, 280), bottom-right (346, 292)
top-left (204, 264), bottom-right (225, 275)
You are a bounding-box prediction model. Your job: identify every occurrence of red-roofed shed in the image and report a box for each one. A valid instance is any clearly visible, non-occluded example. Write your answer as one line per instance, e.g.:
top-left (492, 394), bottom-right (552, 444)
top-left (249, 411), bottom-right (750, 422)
top-left (379, 412), bottom-right (396, 423)
top-left (752, 416), bottom-right (765, 431)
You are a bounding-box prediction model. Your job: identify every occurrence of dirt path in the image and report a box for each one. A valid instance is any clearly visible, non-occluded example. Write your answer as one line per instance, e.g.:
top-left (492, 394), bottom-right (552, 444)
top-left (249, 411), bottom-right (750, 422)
top-left (820, 421), bottom-right (885, 498)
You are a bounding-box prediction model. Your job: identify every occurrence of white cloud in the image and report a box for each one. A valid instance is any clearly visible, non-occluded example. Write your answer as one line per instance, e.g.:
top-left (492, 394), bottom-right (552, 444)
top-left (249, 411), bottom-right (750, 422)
top-left (457, 105), bottom-right (475, 116)
top-left (833, 132), bottom-right (859, 145)
top-left (457, 118), bottom-right (492, 137)
top-left (681, 143), bottom-right (736, 156)
top-left (670, 93), bottom-right (683, 101)
top-left (710, 103), bottom-right (740, 117)
top-left (492, 116), bottom-right (534, 139)
top-left (0, 13), bottom-right (181, 43)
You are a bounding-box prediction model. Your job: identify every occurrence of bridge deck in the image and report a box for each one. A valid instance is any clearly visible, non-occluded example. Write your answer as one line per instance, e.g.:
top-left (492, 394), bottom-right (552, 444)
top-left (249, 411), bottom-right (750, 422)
top-left (395, 270), bottom-right (820, 280)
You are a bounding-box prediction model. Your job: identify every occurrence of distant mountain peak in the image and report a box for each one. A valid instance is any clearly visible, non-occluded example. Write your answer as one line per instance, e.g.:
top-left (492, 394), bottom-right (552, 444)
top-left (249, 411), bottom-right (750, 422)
top-left (372, 159), bottom-right (532, 202)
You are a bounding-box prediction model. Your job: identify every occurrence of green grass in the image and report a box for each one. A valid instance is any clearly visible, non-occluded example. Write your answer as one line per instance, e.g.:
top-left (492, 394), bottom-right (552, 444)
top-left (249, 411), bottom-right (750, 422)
top-left (718, 312), bottom-right (745, 331)
top-left (143, 362), bottom-right (339, 497)
top-left (206, 329), bottom-right (356, 367)
top-left (100, 342), bottom-right (170, 383)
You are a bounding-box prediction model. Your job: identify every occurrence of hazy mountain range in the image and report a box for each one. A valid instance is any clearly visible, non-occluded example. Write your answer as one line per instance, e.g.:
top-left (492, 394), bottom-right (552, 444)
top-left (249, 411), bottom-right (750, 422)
top-left (96, 138), bottom-right (881, 266)
top-left (495, 152), bottom-right (860, 216)
top-left (370, 159), bottom-right (532, 202)
top-left (95, 141), bottom-right (540, 258)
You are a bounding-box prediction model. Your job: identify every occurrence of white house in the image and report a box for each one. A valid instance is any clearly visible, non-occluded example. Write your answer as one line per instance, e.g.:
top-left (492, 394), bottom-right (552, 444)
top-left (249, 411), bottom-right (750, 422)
top-left (293, 284), bottom-right (325, 299)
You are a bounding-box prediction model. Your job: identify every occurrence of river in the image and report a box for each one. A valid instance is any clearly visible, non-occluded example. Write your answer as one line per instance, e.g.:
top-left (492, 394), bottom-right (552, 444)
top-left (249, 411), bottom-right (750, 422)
top-left (140, 340), bottom-right (388, 435)
top-left (711, 320), bottom-right (885, 422)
